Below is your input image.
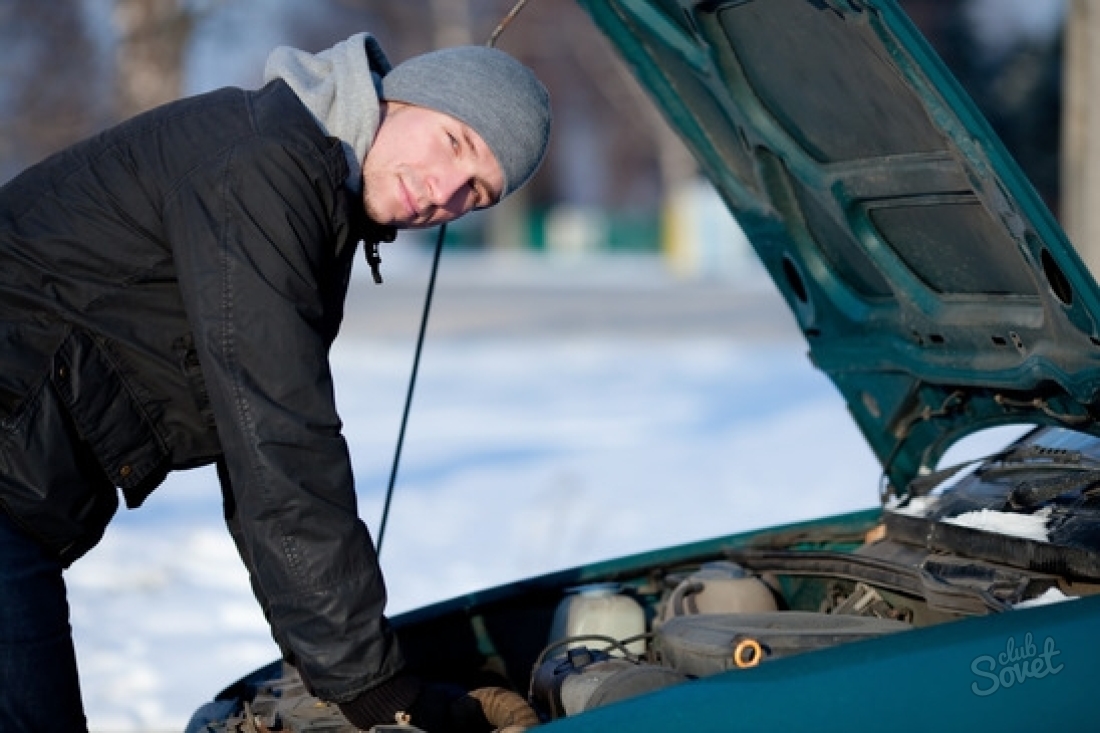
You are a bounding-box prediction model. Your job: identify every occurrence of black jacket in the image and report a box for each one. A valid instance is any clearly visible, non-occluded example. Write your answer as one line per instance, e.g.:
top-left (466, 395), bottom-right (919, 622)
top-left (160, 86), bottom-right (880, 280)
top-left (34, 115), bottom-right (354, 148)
top-left (0, 80), bottom-right (403, 703)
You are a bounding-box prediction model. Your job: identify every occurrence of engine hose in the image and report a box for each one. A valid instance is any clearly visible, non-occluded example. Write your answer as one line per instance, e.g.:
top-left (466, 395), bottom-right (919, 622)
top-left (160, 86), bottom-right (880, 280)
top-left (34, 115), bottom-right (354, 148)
top-left (534, 634), bottom-right (647, 667)
top-left (670, 581), bottom-right (705, 616)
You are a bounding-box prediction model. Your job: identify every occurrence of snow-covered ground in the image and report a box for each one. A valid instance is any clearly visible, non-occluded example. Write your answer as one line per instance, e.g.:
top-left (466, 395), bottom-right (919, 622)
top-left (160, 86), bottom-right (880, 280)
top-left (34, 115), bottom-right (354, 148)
top-left (66, 249), bottom-right (886, 731)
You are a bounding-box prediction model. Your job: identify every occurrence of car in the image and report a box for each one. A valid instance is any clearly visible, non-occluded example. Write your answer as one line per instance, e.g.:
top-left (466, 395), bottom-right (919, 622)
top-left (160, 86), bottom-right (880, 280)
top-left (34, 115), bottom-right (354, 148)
top-left (188, 0), bottom-right (1100, 730)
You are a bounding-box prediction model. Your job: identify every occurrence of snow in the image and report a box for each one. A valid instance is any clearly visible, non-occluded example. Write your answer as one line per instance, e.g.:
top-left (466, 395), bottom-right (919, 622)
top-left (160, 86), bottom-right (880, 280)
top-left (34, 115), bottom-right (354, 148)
top-left (891, 495), bottom-right (941, 518)
top-left (1014, 586), bottom-right (1079, 610)
top-left (942, 506), bottom-right (1054, 543)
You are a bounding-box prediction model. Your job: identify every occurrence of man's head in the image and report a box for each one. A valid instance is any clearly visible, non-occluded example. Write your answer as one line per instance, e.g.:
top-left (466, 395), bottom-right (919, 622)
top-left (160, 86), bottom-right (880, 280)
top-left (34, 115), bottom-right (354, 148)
top-left (361, 46), bottom-right (551, 229)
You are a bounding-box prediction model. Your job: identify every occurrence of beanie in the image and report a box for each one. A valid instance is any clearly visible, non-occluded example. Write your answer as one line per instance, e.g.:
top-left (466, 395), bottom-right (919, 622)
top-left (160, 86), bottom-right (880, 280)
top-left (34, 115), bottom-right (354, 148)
top-left (381, 46), bottom-right (551, 198)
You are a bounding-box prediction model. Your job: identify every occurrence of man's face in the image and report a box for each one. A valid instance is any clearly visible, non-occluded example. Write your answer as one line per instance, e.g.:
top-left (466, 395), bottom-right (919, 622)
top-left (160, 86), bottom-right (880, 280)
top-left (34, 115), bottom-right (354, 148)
top-left (361, 102), bottom-right (505, 229)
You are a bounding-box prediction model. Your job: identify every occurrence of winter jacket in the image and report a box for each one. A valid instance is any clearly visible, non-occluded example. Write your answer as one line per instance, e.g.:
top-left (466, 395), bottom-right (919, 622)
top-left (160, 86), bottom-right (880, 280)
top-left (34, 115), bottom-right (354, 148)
top-left (0, 78), bottom-right (404, 704)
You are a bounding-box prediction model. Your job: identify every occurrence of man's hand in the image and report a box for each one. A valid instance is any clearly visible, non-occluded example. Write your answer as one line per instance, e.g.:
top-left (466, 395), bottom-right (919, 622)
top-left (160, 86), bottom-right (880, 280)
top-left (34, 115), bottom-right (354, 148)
top-left (404, 682), bottom-right (490, 732)
top-left (467, 687), bottom-right (540, 732)
top-left (405, 683), bottom-right (538, 732)
top-left (339, 674), bottom-right (540, 732)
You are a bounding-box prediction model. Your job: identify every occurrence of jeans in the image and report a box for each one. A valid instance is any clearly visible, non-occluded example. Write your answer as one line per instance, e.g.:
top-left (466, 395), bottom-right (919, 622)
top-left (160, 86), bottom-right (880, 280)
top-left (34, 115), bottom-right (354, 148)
top-left (0, 510), bottom-right (87, 732)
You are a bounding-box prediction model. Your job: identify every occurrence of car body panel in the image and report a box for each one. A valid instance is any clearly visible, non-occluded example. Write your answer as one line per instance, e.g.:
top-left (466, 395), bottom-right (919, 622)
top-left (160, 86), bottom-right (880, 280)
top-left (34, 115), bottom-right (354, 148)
top-left (544, 594), bottom-right (1100, 731)
top-left (576, 0), bottom-right (1100, 492)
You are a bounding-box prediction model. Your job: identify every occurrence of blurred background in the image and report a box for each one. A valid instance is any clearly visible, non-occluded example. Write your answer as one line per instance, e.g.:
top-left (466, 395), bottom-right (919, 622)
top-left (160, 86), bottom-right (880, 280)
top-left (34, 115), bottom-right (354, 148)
top-left (0, 0), bottom-right (1074, 730)
top-left (0, 0), bottom-right (1072, 272)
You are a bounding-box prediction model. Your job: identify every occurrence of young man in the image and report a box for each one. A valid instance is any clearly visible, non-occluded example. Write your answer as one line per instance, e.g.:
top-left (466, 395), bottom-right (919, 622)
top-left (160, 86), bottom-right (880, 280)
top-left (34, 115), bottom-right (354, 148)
top-left (0, 32), bottom-right (551, 731)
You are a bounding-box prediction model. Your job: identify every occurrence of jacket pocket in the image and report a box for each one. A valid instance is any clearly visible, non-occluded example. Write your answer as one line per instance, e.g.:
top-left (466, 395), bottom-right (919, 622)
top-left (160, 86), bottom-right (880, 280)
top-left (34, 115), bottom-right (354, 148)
top-left (50, 329), bottom-right (170, 508)
top-left (172, 333), bottom-right (216, 430)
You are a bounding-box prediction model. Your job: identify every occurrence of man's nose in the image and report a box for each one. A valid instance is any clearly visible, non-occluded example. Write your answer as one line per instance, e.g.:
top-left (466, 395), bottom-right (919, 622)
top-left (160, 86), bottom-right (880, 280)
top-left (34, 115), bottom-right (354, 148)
top-left (428, 165), bottom-right (471, 211)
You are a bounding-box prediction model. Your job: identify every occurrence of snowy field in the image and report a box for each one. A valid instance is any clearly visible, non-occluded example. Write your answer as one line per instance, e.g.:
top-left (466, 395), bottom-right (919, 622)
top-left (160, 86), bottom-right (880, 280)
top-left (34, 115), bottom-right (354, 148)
top-left (66, 249), bottom-right (888, 731)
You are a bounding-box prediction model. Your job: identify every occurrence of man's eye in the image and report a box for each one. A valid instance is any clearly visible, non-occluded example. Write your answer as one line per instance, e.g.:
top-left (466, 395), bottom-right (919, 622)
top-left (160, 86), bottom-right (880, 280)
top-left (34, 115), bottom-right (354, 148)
top-left (448, 133), bottom-right (459, 152)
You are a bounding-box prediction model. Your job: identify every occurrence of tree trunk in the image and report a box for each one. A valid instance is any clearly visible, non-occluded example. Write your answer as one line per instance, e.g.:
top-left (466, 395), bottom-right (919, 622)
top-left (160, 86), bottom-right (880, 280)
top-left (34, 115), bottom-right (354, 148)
top-left (114, 0), bottom-right (193, 119)
top-left (1062, 0), bottom-right (1100, 276)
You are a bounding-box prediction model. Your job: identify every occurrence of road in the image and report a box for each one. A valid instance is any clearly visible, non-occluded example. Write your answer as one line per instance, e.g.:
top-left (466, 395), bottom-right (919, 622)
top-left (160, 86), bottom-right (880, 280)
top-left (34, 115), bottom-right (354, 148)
top-left (341, 247), bottom-right (803, 342)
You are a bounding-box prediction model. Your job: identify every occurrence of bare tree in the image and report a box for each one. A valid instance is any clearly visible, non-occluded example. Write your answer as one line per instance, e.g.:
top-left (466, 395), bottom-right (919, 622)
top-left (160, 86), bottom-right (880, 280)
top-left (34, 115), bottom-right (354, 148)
top-left (327, 0), bottom-right (690, 212)
top-left (434, 0), bottom-right (690, 210)
top-left (2, 0), bottom-right (692, 219)
top-left (113, 0), bottom-right (196, 118)
top-left (1062, 0), bottom-right (1100, 273)
top-left (0, 0), bottom-right (104, 181)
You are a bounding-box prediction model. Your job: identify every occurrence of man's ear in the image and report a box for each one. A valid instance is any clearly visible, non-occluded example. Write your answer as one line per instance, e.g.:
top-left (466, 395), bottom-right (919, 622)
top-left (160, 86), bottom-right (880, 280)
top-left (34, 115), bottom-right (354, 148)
top-left (378, 100), bottom-right (408, 125)
top-left (377, 100), bottom-right (392, 125)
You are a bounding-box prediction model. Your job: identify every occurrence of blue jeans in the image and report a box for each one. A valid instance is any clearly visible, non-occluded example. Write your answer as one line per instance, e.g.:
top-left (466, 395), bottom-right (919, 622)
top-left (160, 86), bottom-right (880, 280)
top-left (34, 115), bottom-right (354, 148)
top-left (0, 510), bottom-right (87, 731)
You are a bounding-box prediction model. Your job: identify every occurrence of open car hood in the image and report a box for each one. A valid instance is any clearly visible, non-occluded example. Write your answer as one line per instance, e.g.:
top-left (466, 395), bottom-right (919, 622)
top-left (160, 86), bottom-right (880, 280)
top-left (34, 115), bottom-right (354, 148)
top-left (577, 0), bottom-right (1100, 493)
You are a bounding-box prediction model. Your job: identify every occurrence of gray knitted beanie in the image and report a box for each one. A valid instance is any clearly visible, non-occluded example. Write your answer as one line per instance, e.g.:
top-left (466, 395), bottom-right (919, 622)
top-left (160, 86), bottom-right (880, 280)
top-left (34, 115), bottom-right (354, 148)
top-left (381, 46), bottom-right (551, 198)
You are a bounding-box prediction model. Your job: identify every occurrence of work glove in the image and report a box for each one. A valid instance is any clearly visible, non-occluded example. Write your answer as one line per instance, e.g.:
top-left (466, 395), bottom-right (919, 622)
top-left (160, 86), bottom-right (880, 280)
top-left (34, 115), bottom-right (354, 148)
top-left (339, 674), bottom-right (539, 732)
top-left (403, 682), bottom-right (493, 732)
top-left (337, 673), bottom-right (421, 730)
top-left (403, 682), bottom-right (540, 732)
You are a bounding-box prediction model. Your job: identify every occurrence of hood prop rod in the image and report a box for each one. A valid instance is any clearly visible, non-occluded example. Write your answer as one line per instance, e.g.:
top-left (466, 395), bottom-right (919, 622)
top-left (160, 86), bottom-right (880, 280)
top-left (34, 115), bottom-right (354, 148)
top-left (375, 0), bottom-right (533, 556)
top-left (376, 222), bottom-right (446, 556)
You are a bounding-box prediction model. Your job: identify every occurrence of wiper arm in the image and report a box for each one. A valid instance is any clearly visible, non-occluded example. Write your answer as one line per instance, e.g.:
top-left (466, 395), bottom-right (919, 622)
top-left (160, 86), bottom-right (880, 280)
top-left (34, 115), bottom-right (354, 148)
top-left (985, 444), bottom-right (1100, 472)
top-left (1002, 469), bottom-right (1100, 509)
top-left (971, 446), bottom-right (1100, 508)
top-left (979, 445), bottom-right (1100, 483)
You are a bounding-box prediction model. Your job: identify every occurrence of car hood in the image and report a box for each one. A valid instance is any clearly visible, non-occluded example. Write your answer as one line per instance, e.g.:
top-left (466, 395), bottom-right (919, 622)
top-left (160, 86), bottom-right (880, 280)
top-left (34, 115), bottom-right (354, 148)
top-left (577, 0), bottom-right (1100, 493)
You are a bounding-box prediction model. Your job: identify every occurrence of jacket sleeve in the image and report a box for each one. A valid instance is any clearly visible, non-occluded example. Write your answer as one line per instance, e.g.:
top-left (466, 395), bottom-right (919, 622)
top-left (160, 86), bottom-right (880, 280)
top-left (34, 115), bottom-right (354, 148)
top-left (163, 135), bottom-right (405, 703)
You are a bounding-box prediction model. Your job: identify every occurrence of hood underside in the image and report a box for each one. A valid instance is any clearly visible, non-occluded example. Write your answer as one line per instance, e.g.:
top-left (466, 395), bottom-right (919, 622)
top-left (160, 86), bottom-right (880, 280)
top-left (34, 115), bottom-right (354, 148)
top-left (578, 0), bottom-right (1100, 492)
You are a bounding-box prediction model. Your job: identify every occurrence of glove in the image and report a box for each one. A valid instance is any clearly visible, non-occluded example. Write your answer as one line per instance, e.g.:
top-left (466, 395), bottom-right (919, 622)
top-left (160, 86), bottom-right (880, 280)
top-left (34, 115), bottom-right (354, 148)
top-left (404, 682), bottom-right (492, 733)
top-left (407, 683), bottom-right (541, 733)
top-left (339, 675), bottom-right (539, 732)
top-left (337, 674), bottom-right (422, 730)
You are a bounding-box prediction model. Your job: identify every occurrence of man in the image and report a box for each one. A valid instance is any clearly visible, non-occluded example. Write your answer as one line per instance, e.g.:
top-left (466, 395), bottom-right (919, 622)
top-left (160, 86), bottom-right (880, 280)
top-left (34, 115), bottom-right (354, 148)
top-left (0, 31), bottom-right (550, 731)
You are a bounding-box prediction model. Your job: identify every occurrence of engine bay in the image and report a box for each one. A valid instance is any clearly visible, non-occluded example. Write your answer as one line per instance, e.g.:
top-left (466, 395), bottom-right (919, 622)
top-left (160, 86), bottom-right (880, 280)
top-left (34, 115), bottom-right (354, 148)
top-left (190, 425), bottom-right (1100, 733)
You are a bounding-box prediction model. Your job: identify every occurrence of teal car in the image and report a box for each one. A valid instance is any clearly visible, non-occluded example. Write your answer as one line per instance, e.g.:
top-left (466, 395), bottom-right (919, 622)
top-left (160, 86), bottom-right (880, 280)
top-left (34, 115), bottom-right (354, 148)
top-left (191, 1), bottom-right (1100, 730)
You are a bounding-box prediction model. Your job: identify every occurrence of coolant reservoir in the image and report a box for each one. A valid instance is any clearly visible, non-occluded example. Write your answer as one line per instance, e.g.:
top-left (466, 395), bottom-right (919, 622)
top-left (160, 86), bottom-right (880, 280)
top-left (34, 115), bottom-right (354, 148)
top-left (549, 583), bottom-right (646, 656)
top-left (657, 561), bottom-right (777, 623)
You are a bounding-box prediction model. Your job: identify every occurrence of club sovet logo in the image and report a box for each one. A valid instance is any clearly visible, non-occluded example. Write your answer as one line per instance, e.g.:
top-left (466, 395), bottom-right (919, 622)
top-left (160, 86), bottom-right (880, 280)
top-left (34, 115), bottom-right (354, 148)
top-left (970, 632), bottom-right (1063, 696)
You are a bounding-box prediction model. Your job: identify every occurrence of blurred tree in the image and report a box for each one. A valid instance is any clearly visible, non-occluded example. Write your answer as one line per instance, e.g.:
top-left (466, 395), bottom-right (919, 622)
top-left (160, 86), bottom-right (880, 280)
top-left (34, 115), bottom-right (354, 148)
top-left (328, 0), bottom-right (692, 212)
top-left (1062, 0), bottom-right (1100, 275)
top-left (113, 0), bottom-right (197, 118)
top-left (501, 0), bottom-right (695, 211)
top-left (3, 0), bottom-right (1061, 233)
top-left (900, 0), bottom-right (1063, 214)
top-left (430, 0), bottom-right (474, 47)
top-left (0, 0), bottom-right (105, 180)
